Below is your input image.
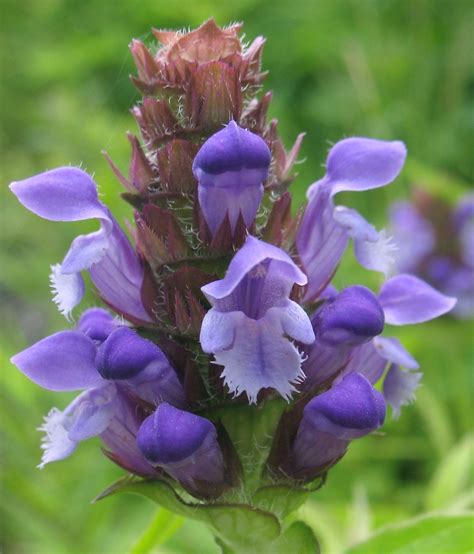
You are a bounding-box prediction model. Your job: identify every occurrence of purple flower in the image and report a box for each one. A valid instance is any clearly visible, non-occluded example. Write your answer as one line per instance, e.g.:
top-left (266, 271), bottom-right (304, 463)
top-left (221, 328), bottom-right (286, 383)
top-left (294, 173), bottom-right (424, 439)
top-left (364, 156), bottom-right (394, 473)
top-left (10, 167), bottom-right (151, 323)
top-left (11, 309), bottom-right (184, 467)
top-left (192, 121), bottom-right (271, 235)
top-left (343, 275), bottom-right (456, 416)
top-left (390, 201), bottom-right (435, 273)
top-left (200, 236), bottom-right (315, 403)
top-left (291, 372), bottom-right (385, 477)
top-left (303, 286), bottom-right (385, 389)
top-left (297, 138), bottom-right (406, 301)
top-left (137, 403), bottom-right (225, 496)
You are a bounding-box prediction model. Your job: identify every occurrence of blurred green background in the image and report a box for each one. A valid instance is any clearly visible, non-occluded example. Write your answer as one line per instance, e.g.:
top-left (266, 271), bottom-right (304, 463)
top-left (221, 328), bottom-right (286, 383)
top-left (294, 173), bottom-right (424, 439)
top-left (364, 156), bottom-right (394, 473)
top-left (1, 0), bottom-right (473, 552)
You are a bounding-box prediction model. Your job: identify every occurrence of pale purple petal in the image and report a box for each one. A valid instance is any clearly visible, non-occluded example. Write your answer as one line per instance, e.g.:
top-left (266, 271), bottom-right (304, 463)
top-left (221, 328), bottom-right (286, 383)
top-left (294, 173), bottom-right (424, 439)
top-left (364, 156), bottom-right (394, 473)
top-left (383, 364), bottom-right (422, 419)
top-left (279, 300), bottom-right (316, 344)
top-left (214, 309), bottom-right (305, 403)
top-left (200, 310), bottom-right (246, 353)
top-left (390, 202), bottom-right (435, 273)
top-left (334, 207), bottom-right (397, 275)
top-left (38, 384), bottom-right (117, 467)
top-left (11, 331), bottom-right (102, 391)
top-left (49, 264), bottom-right (85, 320)
top-left (373, 336), bottom-right (419, 369)
top-left (341, 340), bottom-right (388, 384)
top-left (324, 137), bottom-right (407, 194)
top-left (379, 274), bottom-right (457, 324)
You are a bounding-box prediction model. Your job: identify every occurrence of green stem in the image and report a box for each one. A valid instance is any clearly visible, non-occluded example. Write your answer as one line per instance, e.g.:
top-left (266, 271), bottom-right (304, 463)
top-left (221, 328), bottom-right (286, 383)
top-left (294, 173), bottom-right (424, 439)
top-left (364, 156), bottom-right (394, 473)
top-left (131, 508), bottom-right (184, 554)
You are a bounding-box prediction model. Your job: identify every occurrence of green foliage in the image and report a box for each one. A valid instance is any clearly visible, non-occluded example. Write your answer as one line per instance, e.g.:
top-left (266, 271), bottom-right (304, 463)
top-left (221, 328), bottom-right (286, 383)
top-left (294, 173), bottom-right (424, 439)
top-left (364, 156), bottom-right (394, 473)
top-left (346, 513), bottom-right (474, 554)
top-left (1, 0), bottom-right (472, 552)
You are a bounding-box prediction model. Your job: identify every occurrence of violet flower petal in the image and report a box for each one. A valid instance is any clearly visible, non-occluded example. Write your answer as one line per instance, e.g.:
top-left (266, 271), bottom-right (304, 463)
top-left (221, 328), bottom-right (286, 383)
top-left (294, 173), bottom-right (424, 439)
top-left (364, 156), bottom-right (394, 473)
top-left (373, 336), bottom-right (419, 369)
top-left (379, 274), bottom-right (457, 325)
top-left (200, 236), bottom-right (314, 403)
top-left (298, 138), bottom-right (406, 300)
top-left (193, 121), bottom-right (271, 235)
top-left (38, 384), bottom-right (117, 467)
top-left (303, 372), bottom-right (386, 440)
top-left (11, 331), bottom-right (102, 391)
top-left (77, 308), bottom-right (117, 342)
top-left (97, 327), bottom-right (166, 380)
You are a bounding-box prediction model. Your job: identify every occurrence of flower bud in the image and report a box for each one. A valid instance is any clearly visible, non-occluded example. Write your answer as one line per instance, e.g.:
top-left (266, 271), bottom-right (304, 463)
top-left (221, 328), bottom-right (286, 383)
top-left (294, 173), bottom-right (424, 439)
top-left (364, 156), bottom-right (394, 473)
top-left (314, 286), bottom-right (384, 347)
top-left (192, 121), bottom-right (271, 236)
top-left (97, 327), bottom-right (165, 380)
top-left (137, 403), bottom-right (225, 497)
top-left (291, 373), bottom-right (385, 478)
top-left (303, 286), bottom-right (384, 390)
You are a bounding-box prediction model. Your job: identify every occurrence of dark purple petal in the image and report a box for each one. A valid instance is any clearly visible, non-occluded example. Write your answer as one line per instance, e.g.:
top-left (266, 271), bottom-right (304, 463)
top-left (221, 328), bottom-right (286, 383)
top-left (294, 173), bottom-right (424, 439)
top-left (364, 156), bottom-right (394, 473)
top-left (137, 403), bottom-right (215, 464)
top-left (11, 331), bottom-right (102, 391)
top-left (193, 121), bottom-right (271, 234)
top-left (379, 274), bottom-right (457, 325)
top-left (302, 372), bottom-right (385, 440)
top-left (97, 327), bottom-right (165, 380)
top-left (136, 404), bottom-right (224, 493)
top-left (314, 286), bottom-right (384, 347)
top-left (101, 388), bottom-right (158, 477)
top-left (383, 364), bottom-right (422, 419)
top-left (454, 195), bottom-right (474, 269)
top-left (77, 308), bottom-right (117, 342)
top-left (125, 359), bottom-right (186, 408)
top-left (324, 137), bottom-right (407, 194)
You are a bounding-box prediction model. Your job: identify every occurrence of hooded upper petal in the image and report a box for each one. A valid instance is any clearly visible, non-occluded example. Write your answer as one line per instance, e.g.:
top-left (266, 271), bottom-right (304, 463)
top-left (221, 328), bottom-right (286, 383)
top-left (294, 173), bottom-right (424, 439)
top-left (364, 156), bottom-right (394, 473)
top-left (193, 121), bottom-right (271, 235)
top-left (298, 138), bottom-right (406, 299)
top-left (379, 274), bottom-right (457, 325)
top-left (11, 331), bottom-right (102, 391)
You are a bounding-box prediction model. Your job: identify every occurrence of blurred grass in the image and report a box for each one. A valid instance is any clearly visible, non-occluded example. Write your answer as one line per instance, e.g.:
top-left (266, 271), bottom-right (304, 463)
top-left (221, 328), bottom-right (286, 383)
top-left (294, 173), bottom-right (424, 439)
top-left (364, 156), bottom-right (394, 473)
top-left (1, 0), bottom-right (473, 552)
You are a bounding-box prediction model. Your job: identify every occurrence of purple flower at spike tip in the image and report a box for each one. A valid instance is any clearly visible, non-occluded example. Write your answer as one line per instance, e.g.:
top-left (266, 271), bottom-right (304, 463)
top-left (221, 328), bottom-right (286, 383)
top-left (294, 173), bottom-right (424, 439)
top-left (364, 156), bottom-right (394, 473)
top-left (302, 285), bottom-right (385, 390)
top-left (137, 403), bottom-right (225, 497)
top-left (290, 372), bottom-right (385, 477)
top-left (11, 308), bottom-right (184, 467)
top-left (297, 138), bottom-right (406, 301)
top-left (10, 167), bottom-right (152, 323)
top-left (200, 235), bottom-right (315, 403)
top-left (192, 121), bottom-right (271, 236)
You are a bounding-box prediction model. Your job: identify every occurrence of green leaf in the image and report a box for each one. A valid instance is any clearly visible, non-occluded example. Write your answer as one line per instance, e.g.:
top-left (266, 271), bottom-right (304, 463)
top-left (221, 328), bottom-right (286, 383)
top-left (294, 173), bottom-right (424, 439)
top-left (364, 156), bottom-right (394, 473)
top-left (346, 513), bottom-right (474, 554)
top-left (425, 435), bottom-right (474, 511)
top-left (271, 521), bottom-right (319, 554)
top-left (96, 478), bottom-right (281, 551)
top-left (252, 485), bottom-right (310, 518)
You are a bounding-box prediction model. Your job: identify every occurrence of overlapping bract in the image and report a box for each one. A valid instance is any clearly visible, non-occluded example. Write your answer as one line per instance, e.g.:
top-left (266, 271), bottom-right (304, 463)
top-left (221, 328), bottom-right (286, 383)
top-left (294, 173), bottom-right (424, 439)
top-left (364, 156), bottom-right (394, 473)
top-left (9, 20), bottom-right (457, 503)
